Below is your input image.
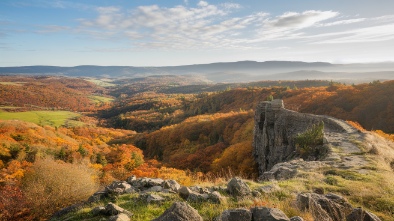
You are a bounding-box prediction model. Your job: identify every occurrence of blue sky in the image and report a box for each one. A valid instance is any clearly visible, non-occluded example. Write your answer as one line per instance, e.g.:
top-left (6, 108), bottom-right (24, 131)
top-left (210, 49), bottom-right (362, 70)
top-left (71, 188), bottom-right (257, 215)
top-left (1, 0), bottom-right (394, 66)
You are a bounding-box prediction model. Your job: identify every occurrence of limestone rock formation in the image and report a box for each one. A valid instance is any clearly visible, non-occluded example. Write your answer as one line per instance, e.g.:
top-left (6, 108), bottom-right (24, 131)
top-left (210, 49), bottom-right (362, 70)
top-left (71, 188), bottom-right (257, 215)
top-left (253, 99), bottom-right (345, 176)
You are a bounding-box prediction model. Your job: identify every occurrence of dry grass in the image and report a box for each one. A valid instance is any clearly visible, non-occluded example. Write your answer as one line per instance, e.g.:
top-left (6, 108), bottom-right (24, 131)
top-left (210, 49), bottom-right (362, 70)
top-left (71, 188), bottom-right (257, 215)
top-left (22, 158), bottom-right (98, 219)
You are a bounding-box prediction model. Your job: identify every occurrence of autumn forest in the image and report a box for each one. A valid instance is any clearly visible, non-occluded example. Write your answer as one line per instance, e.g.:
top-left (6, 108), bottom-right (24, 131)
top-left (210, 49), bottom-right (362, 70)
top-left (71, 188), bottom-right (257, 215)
top-left (0, 75), bottom-right (393, 220)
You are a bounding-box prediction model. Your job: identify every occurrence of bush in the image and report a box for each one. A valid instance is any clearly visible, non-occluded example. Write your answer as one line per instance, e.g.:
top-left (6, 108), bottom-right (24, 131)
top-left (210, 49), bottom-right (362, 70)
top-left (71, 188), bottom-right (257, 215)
top-left (21, 158), bottom-right (98, 219)
top-left (295, 121), bottom-right (327, 160)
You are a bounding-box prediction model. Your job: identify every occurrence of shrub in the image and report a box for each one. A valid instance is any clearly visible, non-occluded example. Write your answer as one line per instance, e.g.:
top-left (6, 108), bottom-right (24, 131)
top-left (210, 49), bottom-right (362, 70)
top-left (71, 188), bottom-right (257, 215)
top-left (295, 121), bottom-right (327, 160)
top-left (21, 158), bottom-right (98, 219)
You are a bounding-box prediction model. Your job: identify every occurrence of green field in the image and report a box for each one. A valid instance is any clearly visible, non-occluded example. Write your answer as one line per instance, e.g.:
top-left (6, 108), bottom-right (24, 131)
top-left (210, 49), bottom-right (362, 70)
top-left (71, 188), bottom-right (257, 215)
top-left (85, 79), bottom-right (116, 87)
top-left (0, 110), bottom-right (83, 127)
top-left (89, 95), bottom-right (114, 104)
top-left (0, 81), bottom-right (26, 86)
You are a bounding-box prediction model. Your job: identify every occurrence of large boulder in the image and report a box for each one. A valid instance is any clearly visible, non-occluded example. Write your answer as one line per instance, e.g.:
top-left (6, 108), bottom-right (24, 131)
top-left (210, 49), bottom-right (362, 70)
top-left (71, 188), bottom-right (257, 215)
top-left (346, 207), bottom-right (381, 221)
top-left (297, 193), bottom-right (353, 221)
top-left (218, 208), bottom-right (252, 221)
top-left (153, 202), bottom-right (203, 221)
top-left (251, 207), bottom-right (290, 221)
top-left (227, 177), bottom-right (251, 197)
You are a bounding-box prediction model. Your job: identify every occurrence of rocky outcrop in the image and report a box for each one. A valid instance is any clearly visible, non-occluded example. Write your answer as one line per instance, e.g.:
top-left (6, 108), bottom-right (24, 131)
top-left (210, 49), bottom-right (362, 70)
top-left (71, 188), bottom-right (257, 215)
top-left (253, 99), bottom-right (346, 176)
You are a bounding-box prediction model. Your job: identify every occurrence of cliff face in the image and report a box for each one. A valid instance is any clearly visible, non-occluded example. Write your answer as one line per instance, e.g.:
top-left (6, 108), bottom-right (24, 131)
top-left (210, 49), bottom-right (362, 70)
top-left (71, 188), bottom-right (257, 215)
top-left (253, 99), bottom-right (345, 175)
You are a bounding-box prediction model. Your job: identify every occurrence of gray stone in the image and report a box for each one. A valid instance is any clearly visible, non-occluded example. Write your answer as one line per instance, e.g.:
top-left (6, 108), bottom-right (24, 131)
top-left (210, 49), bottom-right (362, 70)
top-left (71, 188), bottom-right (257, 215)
top-left (108, 213), bottom-right (130, 221)
top-left (346, 207), bottom-right (381, 221)
top-left (296, 193), bottom-right (353, 221)
top-left (187, 192), bottom-right (209, 203)
top-left (106, 181), bottom-right (133, 195)
top-left (253, 100), bottom-right (342, 176)
top-left (146, 194), bottom-right (165, 204)
top-left (251, 207), bottom-right (290, 221)
top-left (209, 191), bottom-right (226, 204)
top-left (290, 216), bottom-right (304, 221)
top-left (227, 177), bottom-right (251, 197)
top-left (252, 190), bottom-right (261, 197)
top-left (88, 191), bottom-right (108, 203)
top-left (105, 203), bottom-right (133, 218)
top-left (178, 186), bottom-right (193, 200)
top-left (218, 208), bottom-right (252, 221)
top-left (126, 175), bottom-right (136, 184)
top-left (91, 206), bottom-right (106, 216)
top-left (162, 179), bottom-right (181, 192)
top-left (146, 186), bottom-right (163, 192)
top-left (153, 202), bottom-right (203, 221)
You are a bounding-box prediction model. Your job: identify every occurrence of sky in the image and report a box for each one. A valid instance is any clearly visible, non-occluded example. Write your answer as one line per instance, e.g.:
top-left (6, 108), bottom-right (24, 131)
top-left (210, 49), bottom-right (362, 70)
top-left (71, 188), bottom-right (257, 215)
top-left (1, 0), bottom-right (394, 66)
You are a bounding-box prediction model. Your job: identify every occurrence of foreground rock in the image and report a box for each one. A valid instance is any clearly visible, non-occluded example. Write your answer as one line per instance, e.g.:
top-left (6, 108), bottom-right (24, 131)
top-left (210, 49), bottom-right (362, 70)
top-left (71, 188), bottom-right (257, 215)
top-left (297, 193), bottom-right (353, 221)
top-left (346, 207), bottom-right (381, 221)
top-left (153, 202), bottom-right (203, 221)
top-left (218, 208), bottom-right (252, 221)
top-left (251, 207), bottom-right (290, 221)
top-left (227, 177), bottom-right (251, 197)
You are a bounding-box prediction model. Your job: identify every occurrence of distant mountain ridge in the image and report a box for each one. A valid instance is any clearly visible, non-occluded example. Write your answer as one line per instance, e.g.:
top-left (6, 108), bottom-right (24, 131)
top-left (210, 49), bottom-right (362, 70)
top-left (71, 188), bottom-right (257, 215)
top-left (1, 60), bottom-right (393, 83)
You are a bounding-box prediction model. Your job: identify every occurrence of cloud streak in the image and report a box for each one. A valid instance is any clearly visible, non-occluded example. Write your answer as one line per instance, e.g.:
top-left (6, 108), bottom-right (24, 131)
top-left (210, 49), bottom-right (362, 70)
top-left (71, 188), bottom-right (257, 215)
top-left (33, 1), bottom-right (394, 50)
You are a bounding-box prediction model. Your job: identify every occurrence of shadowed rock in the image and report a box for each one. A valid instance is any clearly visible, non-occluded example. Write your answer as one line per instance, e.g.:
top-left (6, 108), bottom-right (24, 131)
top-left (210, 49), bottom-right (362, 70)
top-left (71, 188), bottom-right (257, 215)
top-left (218, 208), bottom-right (252, 221)
top-left (346, 207), bottom-right (381, 221)
top-left (251, 207), bottom-right (290, 221)
top-left (227, 177), bottom-right (251, 197)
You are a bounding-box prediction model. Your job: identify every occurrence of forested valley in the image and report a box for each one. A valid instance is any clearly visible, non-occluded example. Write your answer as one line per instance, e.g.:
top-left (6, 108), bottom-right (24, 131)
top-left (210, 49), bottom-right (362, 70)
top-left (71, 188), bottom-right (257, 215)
top-left (1, 75), bottom-right (393, 220)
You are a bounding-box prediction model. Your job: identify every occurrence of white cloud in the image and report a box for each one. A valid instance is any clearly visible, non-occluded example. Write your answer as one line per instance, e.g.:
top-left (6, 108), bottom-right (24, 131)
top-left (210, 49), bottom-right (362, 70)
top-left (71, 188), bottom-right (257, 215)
top-left (313, 24), bottom-right (394, 44)
top-left (72, 2), bottom-right (394, 50)
top-left (197, 1), bottom-right (209, 7)
top-left (319, 18), bottom-right (366, 27)
top-left (265, 10), bottom-right (338, 29)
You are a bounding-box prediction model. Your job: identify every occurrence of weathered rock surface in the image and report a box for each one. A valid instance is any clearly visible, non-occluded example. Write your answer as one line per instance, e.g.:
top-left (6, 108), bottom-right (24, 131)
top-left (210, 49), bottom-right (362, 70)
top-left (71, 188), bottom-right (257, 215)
top-left (179, 186), bottom-right (193, 200)
top-left (153, 202), bottom-right (203, 221)
top-left (297, 193), bottom-right (353, 221)
top-left (105, 203), bottom-right (133, 217)
top-left (218, 208), bottom-right (252, 221)
top-left (290, 216), bottom-right (304, 221)
top-left (108, 213), bottom-right (130, 221)
top-left (106, 181), bottom-right (135, 195)
top-left (346, 207), bottom-right (381, 221)
top-left (162, 179), bottom-right (181, 192)
top-left (227, 177), bottom-right (251, 197)
top-left (251, 207), bottom-right (290, 221)
top-left (253, 99), bottom-right (344, 177)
